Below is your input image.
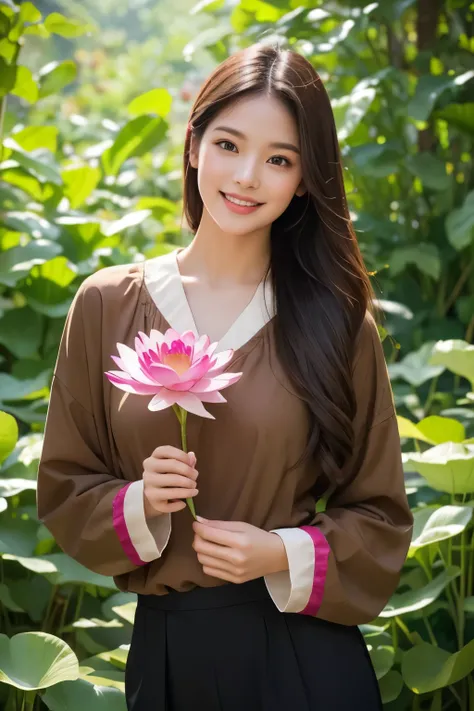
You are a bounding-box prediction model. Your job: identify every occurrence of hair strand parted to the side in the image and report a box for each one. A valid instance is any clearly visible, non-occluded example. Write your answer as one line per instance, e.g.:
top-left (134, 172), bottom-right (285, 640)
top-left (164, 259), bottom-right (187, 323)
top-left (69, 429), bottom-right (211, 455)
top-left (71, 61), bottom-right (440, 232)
top-left (182, 43), bottom-right (377, 489)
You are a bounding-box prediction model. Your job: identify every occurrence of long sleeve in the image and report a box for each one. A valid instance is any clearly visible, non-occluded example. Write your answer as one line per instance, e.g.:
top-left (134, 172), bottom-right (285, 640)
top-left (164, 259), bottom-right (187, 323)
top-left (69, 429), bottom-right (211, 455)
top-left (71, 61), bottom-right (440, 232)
top-left (264, 312), bottom-right (414, 625)
top-left (36, 272), bottom-right (171, 577)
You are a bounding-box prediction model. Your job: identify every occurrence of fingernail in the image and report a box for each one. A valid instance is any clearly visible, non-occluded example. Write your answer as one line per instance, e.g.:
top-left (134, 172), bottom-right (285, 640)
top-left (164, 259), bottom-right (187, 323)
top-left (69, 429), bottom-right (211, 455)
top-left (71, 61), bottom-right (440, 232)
top-left (196, 515), bottom-right (208, 522)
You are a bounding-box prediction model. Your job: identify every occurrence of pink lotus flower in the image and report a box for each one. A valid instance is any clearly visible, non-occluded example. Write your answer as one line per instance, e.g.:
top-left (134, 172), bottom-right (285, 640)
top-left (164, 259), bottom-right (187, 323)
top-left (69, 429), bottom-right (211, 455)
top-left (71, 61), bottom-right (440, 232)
top-left (105, 328), bottom-right (243, 519)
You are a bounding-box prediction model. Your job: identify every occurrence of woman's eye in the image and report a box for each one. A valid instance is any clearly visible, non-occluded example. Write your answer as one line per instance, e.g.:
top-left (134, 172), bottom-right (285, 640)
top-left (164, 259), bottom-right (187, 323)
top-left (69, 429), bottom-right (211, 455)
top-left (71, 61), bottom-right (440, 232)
top-left (217, 140), bottom-right (237, 152)
top-left (269, 156), bottom-right (291, 167)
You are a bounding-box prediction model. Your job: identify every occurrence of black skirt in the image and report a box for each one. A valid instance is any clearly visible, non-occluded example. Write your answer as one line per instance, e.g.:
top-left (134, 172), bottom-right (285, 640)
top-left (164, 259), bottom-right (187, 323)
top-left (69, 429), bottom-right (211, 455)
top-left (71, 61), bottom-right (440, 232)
top-left (125, 576), bottom-right (382, 711)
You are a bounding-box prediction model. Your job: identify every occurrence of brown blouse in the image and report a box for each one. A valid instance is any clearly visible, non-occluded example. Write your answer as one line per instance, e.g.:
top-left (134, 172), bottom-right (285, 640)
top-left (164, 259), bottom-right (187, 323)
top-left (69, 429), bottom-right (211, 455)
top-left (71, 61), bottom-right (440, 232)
top-left (36, 249), bottom-right (413, 626)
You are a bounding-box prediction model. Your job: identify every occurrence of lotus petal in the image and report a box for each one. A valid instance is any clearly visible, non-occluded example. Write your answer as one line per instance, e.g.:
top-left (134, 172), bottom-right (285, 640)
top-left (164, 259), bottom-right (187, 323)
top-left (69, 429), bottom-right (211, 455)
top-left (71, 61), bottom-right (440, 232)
top-left (191, 372), bottom-right (243, 393)
top-left (116, 344), bottom-right (156, 385)
top-left (173, 391), bottom-right (215, 419)
top-left (105, 372), bottom-right (159, 395)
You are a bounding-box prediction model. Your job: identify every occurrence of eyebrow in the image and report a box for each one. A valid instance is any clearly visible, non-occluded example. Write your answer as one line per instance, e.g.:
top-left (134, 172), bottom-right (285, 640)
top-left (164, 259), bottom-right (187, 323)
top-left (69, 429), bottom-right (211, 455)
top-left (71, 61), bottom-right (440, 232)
top-left (212, 125), bottom-right (300, 155)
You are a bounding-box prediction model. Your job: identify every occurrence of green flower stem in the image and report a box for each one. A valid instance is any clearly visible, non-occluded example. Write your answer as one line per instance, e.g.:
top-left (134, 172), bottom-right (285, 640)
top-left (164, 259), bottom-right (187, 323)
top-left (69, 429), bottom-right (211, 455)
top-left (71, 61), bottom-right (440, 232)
top-left (172, 405), bottom-right (197, 520)
top-left (395, 616), bottom-right (413, 644)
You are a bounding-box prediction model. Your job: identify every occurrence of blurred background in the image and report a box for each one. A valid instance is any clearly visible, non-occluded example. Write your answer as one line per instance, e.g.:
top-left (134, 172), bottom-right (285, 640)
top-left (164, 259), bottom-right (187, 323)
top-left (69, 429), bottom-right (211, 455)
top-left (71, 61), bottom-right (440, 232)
top-left (0, 1), bottom-right (474, 710)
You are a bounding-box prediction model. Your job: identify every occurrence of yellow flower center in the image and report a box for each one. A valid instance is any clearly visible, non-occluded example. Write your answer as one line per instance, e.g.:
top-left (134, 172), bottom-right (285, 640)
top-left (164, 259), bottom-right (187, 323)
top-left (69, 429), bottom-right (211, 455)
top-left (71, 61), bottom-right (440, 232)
top-left (162, 353), bottom-right (191, 376)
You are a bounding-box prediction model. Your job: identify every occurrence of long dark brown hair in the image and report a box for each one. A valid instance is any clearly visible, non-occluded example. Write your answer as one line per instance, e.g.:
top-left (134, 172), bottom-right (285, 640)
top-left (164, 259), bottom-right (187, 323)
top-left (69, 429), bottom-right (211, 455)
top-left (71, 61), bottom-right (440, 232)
top-left (182, 43), bottom-right (376, 486)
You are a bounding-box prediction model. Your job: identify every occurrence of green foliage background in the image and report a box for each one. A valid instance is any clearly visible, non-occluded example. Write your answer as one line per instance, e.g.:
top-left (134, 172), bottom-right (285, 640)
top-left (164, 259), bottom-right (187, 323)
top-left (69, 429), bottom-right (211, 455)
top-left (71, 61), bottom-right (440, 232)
top-left (0, 0), bottom-right (474, 709)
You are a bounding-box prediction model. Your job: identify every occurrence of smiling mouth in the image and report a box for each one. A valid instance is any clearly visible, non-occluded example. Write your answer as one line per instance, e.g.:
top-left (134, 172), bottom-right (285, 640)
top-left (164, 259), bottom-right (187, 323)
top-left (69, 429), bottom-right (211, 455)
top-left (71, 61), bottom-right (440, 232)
top-left (220, 192), bottom-right (264, 207)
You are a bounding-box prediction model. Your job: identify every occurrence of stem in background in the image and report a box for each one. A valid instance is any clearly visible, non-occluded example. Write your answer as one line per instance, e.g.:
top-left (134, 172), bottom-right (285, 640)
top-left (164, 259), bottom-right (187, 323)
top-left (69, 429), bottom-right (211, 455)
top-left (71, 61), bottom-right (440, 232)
top-left (423, 375), bottom-right (439, 414)
top-left (395, 616), bottom-right (413, 644)
top-left (458, 529), bottom-right (466, 649)
top-left (42, 584), bottom-right (58, 633)
top-left (421, 612), bottom-right (437, 646)
top-left (74, 586), bottom-right (84, 622)
top-left (440, 260), bottom-right (472, 318)
top-left (0, 95), bottom-right (7, 162)
top-left (465, 314), bottom-right (474, 344)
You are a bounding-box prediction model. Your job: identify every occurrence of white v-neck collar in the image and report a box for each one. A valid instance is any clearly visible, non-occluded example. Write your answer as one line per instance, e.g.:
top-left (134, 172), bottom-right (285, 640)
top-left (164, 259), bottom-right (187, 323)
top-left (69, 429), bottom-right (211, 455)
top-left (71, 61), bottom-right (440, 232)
top-left (144, 248), bottom-right (275, 353)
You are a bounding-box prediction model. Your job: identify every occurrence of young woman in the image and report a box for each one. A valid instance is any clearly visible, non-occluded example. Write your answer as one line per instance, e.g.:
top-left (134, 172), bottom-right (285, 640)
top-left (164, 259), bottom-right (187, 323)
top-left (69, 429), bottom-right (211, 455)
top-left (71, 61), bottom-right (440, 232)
top-left (37, 43), bottom-right (414, 710)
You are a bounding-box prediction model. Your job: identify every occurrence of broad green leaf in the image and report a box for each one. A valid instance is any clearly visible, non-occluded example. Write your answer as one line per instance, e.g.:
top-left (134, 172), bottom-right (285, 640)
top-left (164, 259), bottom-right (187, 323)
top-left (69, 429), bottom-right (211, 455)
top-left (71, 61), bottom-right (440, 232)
top-left (430, 339), bottom-right (474, 386)
top-left (0, 56), bottom-right (16, 98)
top-left (102, 210), bottom-right (151, 237)
top-left (446, 190), bottom-right (474, 251)
top-left (38, 60), bottom-right (77, 99)
top-left (417, 416), bottom-right (465, 444)
top-left (0, 410), bottom-right (18, 463)
top-left (409, 506), bottom-right (473, 553)
top-left (22, 257), bottom-right (77, 314)
top-left (128, 88), bottom-right (172, 118)
top-left (111, 602), bottom-right (137, 625)
top-left (349, 142), bottom-right (402, 178)
top-left (12, 126), bottom-right (58, 153)
top-left (1, 166), bottom-right (44, 199)
top-left (62, 165), bottom-right (101, 209)
top-left (0, 632), bottom-right (79, 690)
top-left (389, 243), bottom-right (440, 280)
top-left (96, 646), bottom-right (128, 670)
top-left (8, 577), bottom-right (51, 623)
top-left (435, 103), bottom-right (474, 136)
top-left (0, 479), bottom-right (37, 498)
top-left (0, 498), bottom-right (6, 513)
top-left (405, 443), bottom-right (474, 495)
top-left (408, 72), bottom-right (474, 122)
top-left (388, 342), bottom-right (444, 387)
top-left (44, 12), bottom-right (93, 38)
top-left (0, 240), bottom-right (62, 287)
top-left (464, 597), bottom-right (474, 613)
top-left (183, 25), bottom-right (231, 58)
top-left (397, 416), bottom-right (434, 444)
top-left (3, 138), bottom-right (62, 184)
top-left (101, 592), bottom-right (136, 621)
top-left (43, 677), bottom-right (127, 711)
top-left (332, 82), bottom-right (376, 142)
top-left (0, 307), bottom-right (43, 358)
top-left (0, 37), bottom-right (16, 63)
top-left (38, 553), bottom-right (118, 590)
top-left (380, 566), bottom-right (461, 617)
top-left (405, 153), bottom-right (451, 191)
top-left (379, 670), bottom-right (403, 704)
top-left (78, 669), bottom-right (125, 691)
top-left (1, 210), bottom-right (59, 239)
top-left (101, 116), bottom-right (167, 176)
top-left (72, 619), bottom-right (123, 630)
top-left (402, 640), bottom-right (474, 693)
top-left (0, 517), bottom-right (38, 557)
top-left (11, 65), bottom-right (38, 103)
top-left (0, 371), bottom-right (49, 401)
top-left (0, 582), bottom-right (23, 612)
top-left (367, 643), bottom-right (394, 680)
top-left (2, 554), bottom-right (57, 574)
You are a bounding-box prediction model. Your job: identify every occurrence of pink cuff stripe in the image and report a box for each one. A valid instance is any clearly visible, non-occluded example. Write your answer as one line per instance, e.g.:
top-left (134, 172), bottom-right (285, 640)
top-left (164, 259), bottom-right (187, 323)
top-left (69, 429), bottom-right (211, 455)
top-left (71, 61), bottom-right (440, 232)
top-left (299, 525), bottom-right (330, 616)
top-left (112, 483), bottom-right (147, 567)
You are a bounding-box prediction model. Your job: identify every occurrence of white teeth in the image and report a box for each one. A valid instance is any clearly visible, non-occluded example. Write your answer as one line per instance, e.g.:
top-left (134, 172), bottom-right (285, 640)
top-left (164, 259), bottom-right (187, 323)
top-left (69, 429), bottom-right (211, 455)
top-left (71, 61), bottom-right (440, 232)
top-left (225, 194), bottom-right (259, 207)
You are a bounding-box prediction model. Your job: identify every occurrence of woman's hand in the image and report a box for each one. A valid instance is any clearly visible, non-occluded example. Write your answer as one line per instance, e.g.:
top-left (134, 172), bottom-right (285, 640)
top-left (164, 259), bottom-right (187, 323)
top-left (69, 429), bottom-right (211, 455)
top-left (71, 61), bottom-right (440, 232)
top-left (192, 518), bottom-right (289, 584)
top-left (142, 446), bottom-right (198, 517)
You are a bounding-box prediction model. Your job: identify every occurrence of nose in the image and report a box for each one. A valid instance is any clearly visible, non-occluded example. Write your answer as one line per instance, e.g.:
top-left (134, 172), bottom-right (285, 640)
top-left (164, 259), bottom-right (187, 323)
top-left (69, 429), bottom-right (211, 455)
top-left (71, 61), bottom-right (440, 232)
top-left (234, 159), bottom-right (260, 190)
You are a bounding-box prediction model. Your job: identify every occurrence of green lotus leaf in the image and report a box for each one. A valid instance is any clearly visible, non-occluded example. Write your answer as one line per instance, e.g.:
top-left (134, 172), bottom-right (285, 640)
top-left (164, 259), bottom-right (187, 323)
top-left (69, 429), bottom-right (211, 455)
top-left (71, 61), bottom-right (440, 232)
top-left (380, 566), bottom-right (461, 617)
top-left (430, 339), bottom-right (474, 388)
top-left (409, 506), bottom-right (472, 554)
top-left (404, 442), bottom-right (474, 494)
top-left (111, 601), bottom-right (137, 625)
top-left (0, 410), bottom-right (18, 463)
top-left (402, 640), bottom-right (474, 693)
top-left (0, 632), bottom-right (79, 690)
top-left (43, 677), bottom-right (126, 710)
top-left (379, 670), bottom-right (403, 704)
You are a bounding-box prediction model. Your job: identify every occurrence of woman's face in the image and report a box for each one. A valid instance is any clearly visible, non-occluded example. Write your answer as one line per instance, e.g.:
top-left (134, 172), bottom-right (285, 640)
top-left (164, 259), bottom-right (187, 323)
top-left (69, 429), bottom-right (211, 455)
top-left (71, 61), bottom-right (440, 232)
top-left (189, 93), bottom-right (305, 237)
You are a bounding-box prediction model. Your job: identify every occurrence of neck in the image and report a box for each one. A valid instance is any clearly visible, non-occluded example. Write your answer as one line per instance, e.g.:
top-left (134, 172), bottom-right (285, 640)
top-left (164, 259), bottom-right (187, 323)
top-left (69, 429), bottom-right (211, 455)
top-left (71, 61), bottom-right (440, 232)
top-left (179, 210), bottom-right (271, 288)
